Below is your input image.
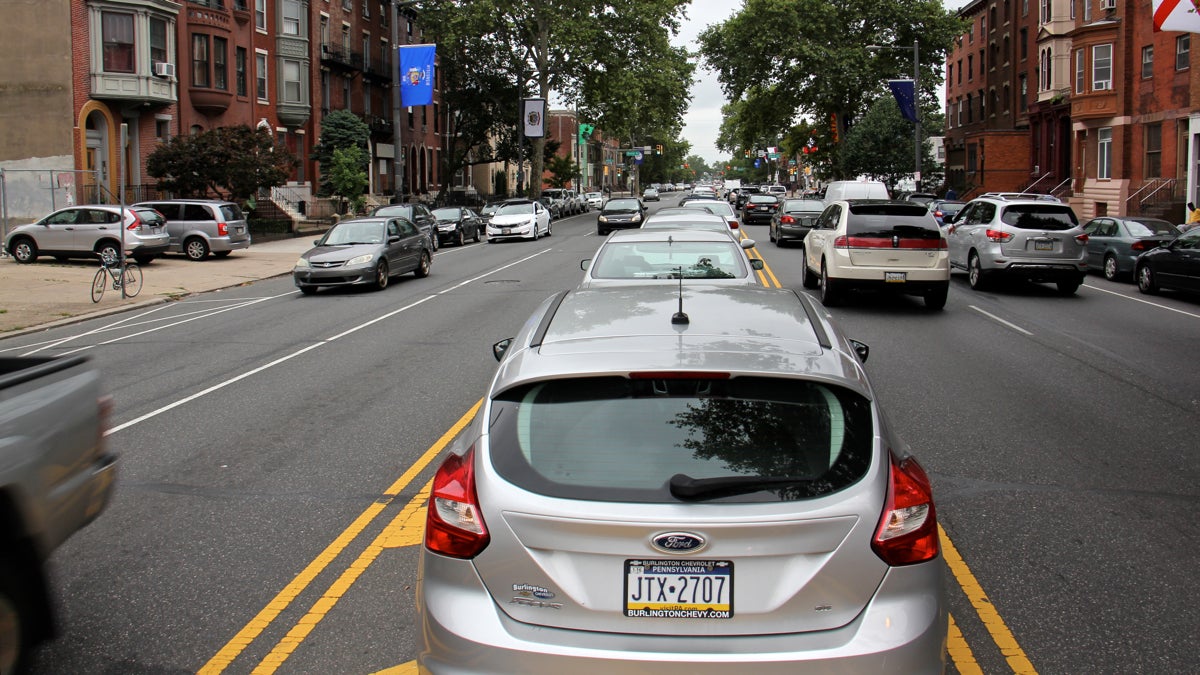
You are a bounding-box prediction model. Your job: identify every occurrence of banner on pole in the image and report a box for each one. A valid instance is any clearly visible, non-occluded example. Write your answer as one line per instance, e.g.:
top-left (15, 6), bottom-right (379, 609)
top-left (888, 79), bottom-right (918, 123)
top-left (522, 98), bottom-right (546, 138)
top-left (398, 44), bottom-right (436, 106)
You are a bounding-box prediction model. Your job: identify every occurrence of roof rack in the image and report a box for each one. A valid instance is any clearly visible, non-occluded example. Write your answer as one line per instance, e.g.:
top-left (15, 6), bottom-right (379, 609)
top-left (977, 192), bottom-right (1062, 202)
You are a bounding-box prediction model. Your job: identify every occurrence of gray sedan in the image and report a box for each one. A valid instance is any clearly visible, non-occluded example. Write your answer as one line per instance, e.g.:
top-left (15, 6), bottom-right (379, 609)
top-left (1081, 216), bottom-right (1180, 281)
top-left (293, 217), bottom-right (431, 294)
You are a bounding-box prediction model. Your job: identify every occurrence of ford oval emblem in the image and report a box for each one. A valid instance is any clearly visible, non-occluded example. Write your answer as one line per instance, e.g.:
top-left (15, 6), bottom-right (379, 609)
top-left (651, 532), bottom-right (707, 554)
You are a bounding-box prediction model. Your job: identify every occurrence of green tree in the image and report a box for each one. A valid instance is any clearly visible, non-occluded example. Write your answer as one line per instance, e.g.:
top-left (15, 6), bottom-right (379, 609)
top-left (699, 0), bottom-right (965, 178)
top-left (841, 93), bottom-right (943, 193)
top-left (313, 110), bottom-right (369, 197)
top-left (147, 125), bottom-right (295, 201)
top-left (328, 146), bottom-right (369, 214)
top-left (545, 155), bottom-right (579, 189)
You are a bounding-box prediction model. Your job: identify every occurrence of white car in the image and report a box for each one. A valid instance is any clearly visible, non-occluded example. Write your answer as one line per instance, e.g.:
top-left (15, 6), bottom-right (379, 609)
top-left (579, 228), bottom-right (764, 287)
top-left (802, 200), bottom-right (950, 309)
top-left (486, 199), bottom-right (552, 242)
top-left (585, 192), bottom-right (604, 209)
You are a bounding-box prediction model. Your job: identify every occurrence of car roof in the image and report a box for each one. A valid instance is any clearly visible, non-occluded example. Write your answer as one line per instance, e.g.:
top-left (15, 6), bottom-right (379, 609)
top-left (492, 285), bottom-right (872, 397)
top-left (602, 228), bottom-right (734, 242)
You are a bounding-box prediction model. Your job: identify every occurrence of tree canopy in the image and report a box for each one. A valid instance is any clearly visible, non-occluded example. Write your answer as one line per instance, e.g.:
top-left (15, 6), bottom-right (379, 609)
top-left (146, 126), bottom-right (295, 202)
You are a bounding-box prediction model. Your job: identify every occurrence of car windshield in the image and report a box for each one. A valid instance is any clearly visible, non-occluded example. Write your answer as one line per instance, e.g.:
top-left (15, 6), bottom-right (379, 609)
top-left (432, 208), bottom-right (461, 220)
top-left (604, 199), bottom-right (641, 212)
top-left (482, 203), bottom-right (501, 215)
top-left (1000, 204), bottom-right (1079, 230)
top-left (321, 221), bottom-right (385, 245)
top-left (488, 376), bottom-right (873, 503)
top-left (372, 205), bottom-right (413, 218)
top-left (590, 240), bottom-right (748, 279)
top-left (497, 203), bottom-right (535, 215)
top-left (1125, 219), bottom-right (1178, 236)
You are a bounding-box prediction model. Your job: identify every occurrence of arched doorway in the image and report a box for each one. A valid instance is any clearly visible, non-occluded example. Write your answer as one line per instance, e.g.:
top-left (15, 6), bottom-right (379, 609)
top-left (84, 109), bottom-right (114, 202)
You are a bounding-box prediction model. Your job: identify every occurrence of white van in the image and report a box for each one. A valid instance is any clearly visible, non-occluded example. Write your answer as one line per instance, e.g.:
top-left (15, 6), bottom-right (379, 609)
top-left (821, 180), bottom-right (890, 204)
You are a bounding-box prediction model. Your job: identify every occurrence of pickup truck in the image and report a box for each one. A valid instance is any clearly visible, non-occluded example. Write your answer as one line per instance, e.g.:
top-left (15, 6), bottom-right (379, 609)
top-left (0, 355), bottom-right (117, 672)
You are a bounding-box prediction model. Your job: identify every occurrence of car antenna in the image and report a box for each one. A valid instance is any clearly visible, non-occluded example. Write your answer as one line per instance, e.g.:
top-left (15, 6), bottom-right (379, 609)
top-left (671, 263), bottom-right (689, 325)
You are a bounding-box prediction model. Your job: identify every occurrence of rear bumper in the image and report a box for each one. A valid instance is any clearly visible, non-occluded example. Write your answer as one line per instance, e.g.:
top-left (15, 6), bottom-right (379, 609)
top-left (417, 553), bottom-right (947, 674)
top-left (777, 225), bottom-right (813, 240)
top-left (993, 261), bottom-right (1087, 282)
top-left (207, 235), bottom-right (252, 253)
top-left (742, 212), bottom-right (775, 224)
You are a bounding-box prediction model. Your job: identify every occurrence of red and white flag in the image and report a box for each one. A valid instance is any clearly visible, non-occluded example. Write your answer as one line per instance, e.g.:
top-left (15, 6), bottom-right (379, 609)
top-left (1153, 0), bottom-right (1200, 33)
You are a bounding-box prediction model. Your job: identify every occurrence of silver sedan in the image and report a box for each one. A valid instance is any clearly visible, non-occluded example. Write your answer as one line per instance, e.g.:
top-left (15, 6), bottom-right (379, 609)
top-left (292, 217), bottom-right (431, 294)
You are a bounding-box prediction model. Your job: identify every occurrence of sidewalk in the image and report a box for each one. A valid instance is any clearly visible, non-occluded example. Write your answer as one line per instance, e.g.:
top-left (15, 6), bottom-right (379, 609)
top-left (0, 236), bottom-right (315, 336)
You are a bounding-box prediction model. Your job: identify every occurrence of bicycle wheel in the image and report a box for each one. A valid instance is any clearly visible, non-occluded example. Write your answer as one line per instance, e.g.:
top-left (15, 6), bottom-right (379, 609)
top-left (121, 263), bottom-right (143, 298)
top-left (91, 268), bottom-right (107, 303)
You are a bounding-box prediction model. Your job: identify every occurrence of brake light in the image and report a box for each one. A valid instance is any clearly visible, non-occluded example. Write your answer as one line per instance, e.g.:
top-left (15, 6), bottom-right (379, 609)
top-left (781, 215), bottom-right (795, 224)
top-left (1074, 233), bottom-right (1089, 245)
top-left (933, 210), bottom-right (944, 218)
top-left (728, 220), bottom-right (739, 229)
top-left (127, 211), bottom-right (142, 230)
top-left (746, 204), bottom-right (756, 210)
top-left (871, 452), bottom-right (939, 566)
top-left (985, 229), bottom-right (1013, 243)
top-left (833, 235), bottom-right (848, 248)
top-left (218, 222), bottom-right (228, 236)
top-left (424, 447), bottom-right (489, 559)
top-left (1131, 240), bottom-right (1150, 251)
top-left (832, 236), bottom-right (946, 249)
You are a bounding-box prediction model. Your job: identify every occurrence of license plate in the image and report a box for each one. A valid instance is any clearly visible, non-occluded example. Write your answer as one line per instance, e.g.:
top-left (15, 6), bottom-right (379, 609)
top-left (885, 271), bottom-right (907, 283)
top-left (1034, 239), bottom-right (1054, 251)
top-left (502, 228), bottom-right (511, 234)
top-left (624, 559), bottom-right (733, 619)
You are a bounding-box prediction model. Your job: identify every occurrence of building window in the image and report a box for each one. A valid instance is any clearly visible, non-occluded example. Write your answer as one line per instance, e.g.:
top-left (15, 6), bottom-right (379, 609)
top-left (980, 90), bottom-right (987, 118)
top-left (1092, 44), bottom-right (1112, 89)
top-left (343, 0), bottom-right (351, 10)
top-left (155, 118), bottom-right (171, 142)
top-left (363, 35), bottom-right (370, 70)
top-left (1142, 46), bottom-right (1153, 78)
top-left (213, 37), bottom-right (228, 90)
top-left (1040, 48), bottom-right (1052, 90)
top-left (948, 63), bottom-right (953, 84)
top-left (364, 81), bottom-right (371, 115)
top-left (957, 59), bottom-right (962, 83)
top-left (957, 98), bottom-right (963, 126)
top-left (235, 47), bottom-right (247, 96)
top-left (967, 92), bottom-right (974, 123)
top-left (1040, 0), bottom-right (1050, 23)
top-left (1020, 28), bottom-right (1028, 60)
top-left (150, 18), bottom-right (168, 67)
top-left (381, 41), bottom-right (389, 72)
top-left (1002, 36), bottom-right (1009, 65)
top-left (1177, 34), bottom-right (1190, 70)
top-left (1145, 124), bottom-right (1162, 178)
top-left (1083, 0), bottom-right (1092, 22)
top-left (282, 60), bottom-right (302, 103)
top-left (192, 35), bottom-right (210, 87)
top-left (1019, 74), bottom-right (1027, 111)
top-left (1071, 0), bottom-right (1076, 19)
top-left (968, 54), bottom-right (974, 80)
top-left (256, 50), bottom-right (268, 101)
top-left (363, 0), bottom-right (369, 17)
top-left (255, 0), bottom-right (266, 31)
top-left (1003, 83), bottom-right (1010, 111)
top-left (1097, 127), bottom-right (1112, 179)
top-left (321, 71), bottom-right (330, 114)
top-left (1075, 48), bottom-right (1085, 92)
top-left (342, 25), bottom-right (351, 53)
top-left (967, 144), bottom-right (978, 172)
top-left (102, 12), bottom-right (135, 73)
top-left (283, 0), bottom-right (302, 35)
top-left (343, 77), bottom-right (350, 110)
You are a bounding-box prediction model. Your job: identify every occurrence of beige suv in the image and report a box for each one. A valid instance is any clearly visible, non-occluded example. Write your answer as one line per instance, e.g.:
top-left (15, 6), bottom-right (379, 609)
top-left (802, 199), bottom-right (950, 309)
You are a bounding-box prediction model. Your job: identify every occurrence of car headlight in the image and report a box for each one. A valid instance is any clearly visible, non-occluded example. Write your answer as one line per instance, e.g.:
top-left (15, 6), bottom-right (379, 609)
top-left (347, 254), bottom-right (373, 266)
top-left (632, 213), bottom-right (642, 222)
top-left (598, 215), bottom-right (608, 223)
top-left (295, 257), bottom-right (310, 268)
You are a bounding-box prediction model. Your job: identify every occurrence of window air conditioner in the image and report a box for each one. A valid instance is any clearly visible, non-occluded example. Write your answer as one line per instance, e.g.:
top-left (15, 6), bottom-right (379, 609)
top-left (1100, 0), bottom-right (1116, 10)
top-left (154, 62), bottom-right (176, 79)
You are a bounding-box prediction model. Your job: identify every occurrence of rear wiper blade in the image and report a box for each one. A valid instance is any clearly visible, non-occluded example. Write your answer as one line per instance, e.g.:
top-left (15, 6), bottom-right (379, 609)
top-left (669, 473), bottom-right (815, 501)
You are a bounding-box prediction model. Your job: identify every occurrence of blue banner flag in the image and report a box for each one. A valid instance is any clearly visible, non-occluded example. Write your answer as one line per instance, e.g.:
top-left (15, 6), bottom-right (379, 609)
top-left (888, 79), bottom-right (918, 123)
top-left (399, 44), bottom-right (436, 106)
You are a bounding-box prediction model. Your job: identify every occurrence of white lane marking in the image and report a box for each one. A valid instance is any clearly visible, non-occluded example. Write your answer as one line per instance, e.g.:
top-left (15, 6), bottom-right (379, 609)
top-left (968, 305), bottom-right (1034, 336)
top-left (107, 248), bottom-right (554, 435)
top-left (1083, 283), bottom-right (1200, 320)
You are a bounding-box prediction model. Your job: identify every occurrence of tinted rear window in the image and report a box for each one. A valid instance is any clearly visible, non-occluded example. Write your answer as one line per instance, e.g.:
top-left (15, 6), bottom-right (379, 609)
top-left (489, 376), bottom-right (873, 503)
top-left (221, 204), bottom-right (245, 221)
top-left (590, 240), bottom-right (748, 279)
top-left (1000, 204), bottom-right (1079, 230)
top-left (846, 203), bottom-right (940, 238)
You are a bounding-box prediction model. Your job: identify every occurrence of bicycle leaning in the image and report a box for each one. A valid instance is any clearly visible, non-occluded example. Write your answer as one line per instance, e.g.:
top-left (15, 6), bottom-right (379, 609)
top-left (91, 251), bottom-right (143, 302)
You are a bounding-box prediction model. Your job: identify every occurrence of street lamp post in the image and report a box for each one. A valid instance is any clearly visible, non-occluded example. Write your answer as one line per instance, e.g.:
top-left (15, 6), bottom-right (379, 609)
top-left (867, 39), bottom-right (921, 192)
top-left (390, 1), bottom-right (419, 202)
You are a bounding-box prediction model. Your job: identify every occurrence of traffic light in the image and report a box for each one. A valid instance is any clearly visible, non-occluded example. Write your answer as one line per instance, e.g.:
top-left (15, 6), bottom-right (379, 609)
top-left (655, 144), bottom-right (663, 154)
top-left (578, 123), bottom-right (595, 143)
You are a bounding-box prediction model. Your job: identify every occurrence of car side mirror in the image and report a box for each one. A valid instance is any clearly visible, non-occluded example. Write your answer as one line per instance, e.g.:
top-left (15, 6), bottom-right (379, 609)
top-left (389, 235), bottom-right (401, 243)
top-left (580, 259), bottom-right (591, 270)
top-left (493, 338), bottom-right (514, 361)
top-left (314, 239), bottom-right (322, 246)
top-left (848, 339), bottom-right (870, 363)
top-left (750, 259), bottom-right (765, 271)
top-left (740, 239), bottom-right (756, 249)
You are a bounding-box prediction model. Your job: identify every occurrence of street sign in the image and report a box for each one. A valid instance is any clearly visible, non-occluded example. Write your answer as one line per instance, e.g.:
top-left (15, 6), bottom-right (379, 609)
top-left (625, 150), bottom-right (642, 157)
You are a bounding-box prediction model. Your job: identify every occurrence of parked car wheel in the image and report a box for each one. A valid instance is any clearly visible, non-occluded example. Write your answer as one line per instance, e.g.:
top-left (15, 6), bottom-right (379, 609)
top-left (133, 255), bottom-right (155, 266)
top-left (373, 260), bottom-right (389, 290)
top-left (456, 228), bottom-right (466, 246)
top-left (213, 251), bottom-right (232, 258)
top-left (801, 252), bottom-right (819, 289)
top-left (967, 252), bottom-right (990, 291)
top-left (0, 556), bottom-right (32, 675)
top-left (184, 237), bottom-right (210, 261)
top-left (9, 237), bottom-right (37, 264)
top-left (546, 221), bottom-right (552, 237)
top-left (1136, 264), bottom-right (1158, 294)
top-left (1103, 254), bottom-right (1120, 281)
top-left (414, 251), bottom-right (431, 278)
top-left (95, 241), bottom-right (121, 266)
top-left (473, 226), bottom-right (481, 243)
top-left (1056, 278), bottom-right (1082, 295)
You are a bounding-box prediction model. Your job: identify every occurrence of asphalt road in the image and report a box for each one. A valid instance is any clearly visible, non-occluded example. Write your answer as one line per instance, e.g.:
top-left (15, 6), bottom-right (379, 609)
top-left (4, 196), bottom-right (1197, 674)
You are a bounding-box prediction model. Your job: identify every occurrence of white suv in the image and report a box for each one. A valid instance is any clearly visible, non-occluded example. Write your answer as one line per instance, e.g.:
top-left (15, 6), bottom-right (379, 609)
top-left (802, 200), bottom-right (950, 309)
top-left (944, 195), bottom-right (1087, 294)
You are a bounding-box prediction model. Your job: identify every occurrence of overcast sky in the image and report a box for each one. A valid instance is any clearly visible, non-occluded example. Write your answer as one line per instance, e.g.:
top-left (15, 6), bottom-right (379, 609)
top-left (674, 0), bottom-right (971, 166)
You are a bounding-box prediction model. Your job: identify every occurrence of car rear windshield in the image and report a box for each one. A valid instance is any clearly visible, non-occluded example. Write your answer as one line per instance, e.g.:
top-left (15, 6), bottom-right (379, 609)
top-left (220, 204), bottom-right (245, 221)
top-left (846, 203), bottom-right (940, 239)
top-left (1125, 219), bottom-right (1177, 236)
top-left (590, 241), bottom-right (747, 279)
top-left (488, 376), bottom-right (873, 503)
top-left (748, 195), bottom-right (778, 204)
top-left (1000, 204), bottom-right (1079, 230)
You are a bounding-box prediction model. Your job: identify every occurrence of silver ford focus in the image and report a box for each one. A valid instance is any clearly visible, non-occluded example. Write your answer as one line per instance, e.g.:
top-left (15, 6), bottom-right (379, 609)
top-left (416, 285), bottom-right (946, 673)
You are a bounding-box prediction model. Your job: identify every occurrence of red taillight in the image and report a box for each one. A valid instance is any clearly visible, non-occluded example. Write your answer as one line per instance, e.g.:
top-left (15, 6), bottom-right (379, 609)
top-left (1131, 240), bottom-right (1154, 251)
top-left (728, 220), bottom-right (739, 229)
top-left (833, 235), bottom-right (848, 248)
top-left (872, 452), bottom-right (939, 566)
top-left (127, 211), bottom-right (142, 230)
top-left (781, 215), bottom-right (795, 224)
top-left (985, 229), bottom-right (1013, 243)
top-left (934, 210), bottom-right (944, 218)
top-left (746, 204), bottom-right (756, 210)
top-left (218, 222), bottom-right (229, 236)
top-left (1074, 233), bottom-right (1089, 245)
top-left (424, 447), bottom-right (489, 559)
